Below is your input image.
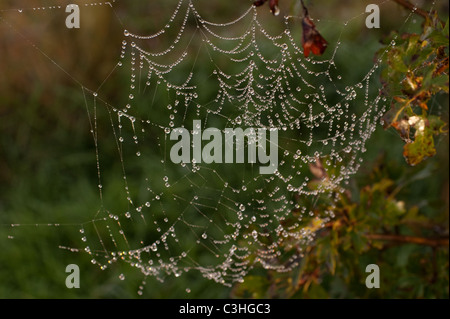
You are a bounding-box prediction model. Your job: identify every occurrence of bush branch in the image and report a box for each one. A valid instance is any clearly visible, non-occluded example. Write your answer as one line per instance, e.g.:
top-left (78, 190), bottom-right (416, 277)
top-left (366, 233), bottom-right (449, 247)
top-left (392, 0), bottom-right (430, 20)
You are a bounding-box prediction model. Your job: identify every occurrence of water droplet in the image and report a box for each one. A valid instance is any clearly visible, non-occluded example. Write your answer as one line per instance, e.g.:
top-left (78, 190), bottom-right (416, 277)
top-left (273, 5), bottom-right (280, 16)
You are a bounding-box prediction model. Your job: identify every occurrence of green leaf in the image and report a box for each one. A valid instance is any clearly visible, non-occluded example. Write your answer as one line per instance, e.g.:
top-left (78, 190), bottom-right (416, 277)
top-left (405, 35), bottom-right (421, 56)
top-left (428, 115), bottom-right (448, 133)
top-left (429, 30), bottom-right (449, 46)
top-left (444, 18), bottom-right (449, 37)
top-left (430, 74), bottom-right (449, 91)
top-left (403, 116), bottom-right (437, 166)
top-left (390, 51), bottom-right (409, 72)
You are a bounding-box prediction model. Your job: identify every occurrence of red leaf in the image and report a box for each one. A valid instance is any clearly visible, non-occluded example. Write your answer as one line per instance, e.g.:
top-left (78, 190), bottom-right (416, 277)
top-left (253, 0), bottom-right (267, 7)
top-left (253, 0), bottom-right (280, 16)
top-left (302, 16), bottom-right (328, 58)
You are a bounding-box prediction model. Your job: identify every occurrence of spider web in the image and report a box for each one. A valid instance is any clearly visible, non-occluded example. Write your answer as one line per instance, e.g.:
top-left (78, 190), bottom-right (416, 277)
top-left (1, 0), bottom-right (436, 295)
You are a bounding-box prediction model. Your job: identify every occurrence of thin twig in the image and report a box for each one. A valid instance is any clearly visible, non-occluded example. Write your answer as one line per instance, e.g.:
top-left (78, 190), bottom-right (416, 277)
top-left (392, 0), bottom-right (430, 20)
top-left (300, 0), bottom-right (308, 17)
top-left (366, 233), bottom-right (449, 247)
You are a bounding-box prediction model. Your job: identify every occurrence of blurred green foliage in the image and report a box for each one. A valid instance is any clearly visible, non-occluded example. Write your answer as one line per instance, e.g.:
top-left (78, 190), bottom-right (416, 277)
top-left (0, 0), bottom-right (448, 299)
top-left (380, 12), bottom-right (449, 166)
top-left (232, 154), bottom-right (449, 298)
